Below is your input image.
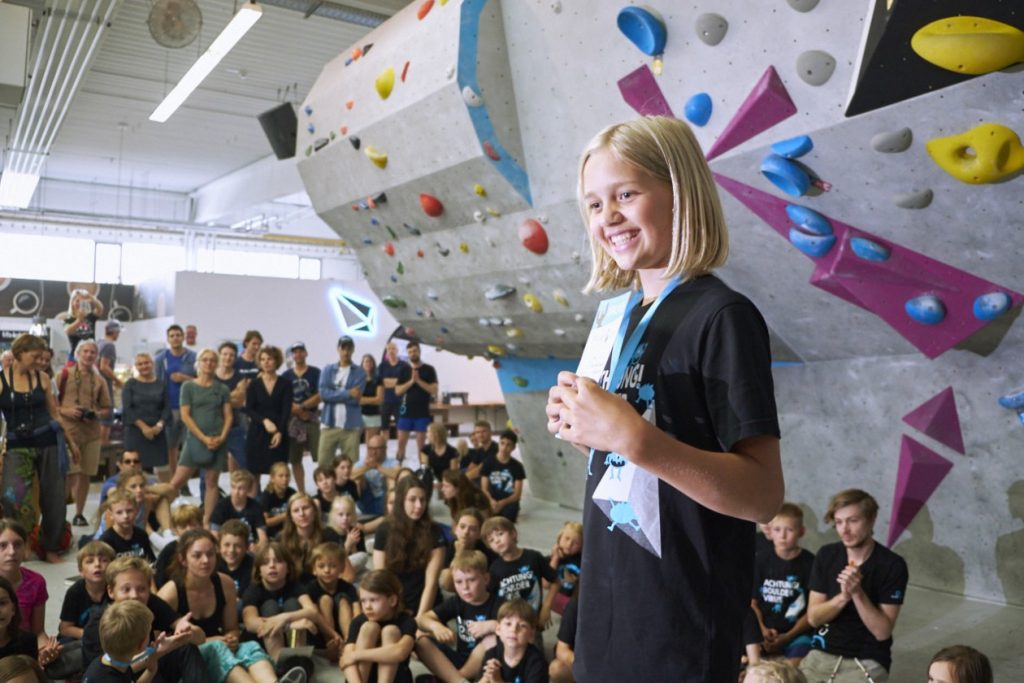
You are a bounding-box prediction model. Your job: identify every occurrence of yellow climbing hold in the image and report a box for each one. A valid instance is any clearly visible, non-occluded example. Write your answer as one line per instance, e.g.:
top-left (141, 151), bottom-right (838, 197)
top-left (485, 207), bottom-right (501, 217)
top-left (365, 146), bottom-right (388, 169)
top-left (552, 289), bottom-right (570, 307)
top-left (506, 327), bottom-right (523, 338)
top-left (375, 67), bottom-right (395, 99)
top-left (459, 242), bottom-right (470, 254)
top-left (911, 16), bottom-right (1024, 75)
top-left (486, 345), bottom-right (506, 356)
top-left (926, 123), bottom-right (1024, 184)
top-left (474, 183), bottom-right (486, 197)
top-left (523, 293), bottom-right (543, 313)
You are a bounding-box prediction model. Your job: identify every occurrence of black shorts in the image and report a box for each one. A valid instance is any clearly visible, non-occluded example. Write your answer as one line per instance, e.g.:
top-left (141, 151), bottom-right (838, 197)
top-left (380, 403), bottom-right (401, 431)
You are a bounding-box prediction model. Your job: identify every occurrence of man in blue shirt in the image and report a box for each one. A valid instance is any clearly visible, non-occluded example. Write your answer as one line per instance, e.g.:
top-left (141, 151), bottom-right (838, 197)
top-left (153, 324), bottom-right (196, 483)
top-left (317, 336), bottom-right (366, 468)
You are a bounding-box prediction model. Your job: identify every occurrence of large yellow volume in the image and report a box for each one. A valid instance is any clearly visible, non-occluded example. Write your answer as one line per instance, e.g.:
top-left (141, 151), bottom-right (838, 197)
top-left (911, 16), bottom-right (1024, 75)
top-left (926, 123), bottom-right (1024, 184)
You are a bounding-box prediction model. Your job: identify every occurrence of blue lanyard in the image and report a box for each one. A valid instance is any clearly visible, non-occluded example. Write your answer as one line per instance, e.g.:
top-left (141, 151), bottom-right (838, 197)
top-left (605, 275), bottom-right (682, 395)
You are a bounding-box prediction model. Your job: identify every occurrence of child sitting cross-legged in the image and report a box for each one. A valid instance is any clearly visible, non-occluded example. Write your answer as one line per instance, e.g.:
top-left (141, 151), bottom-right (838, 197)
top-left (482, 517), bottom-right (559, 630)
top-left (59, 540), bottom-right (116, 673)
top-left (480, 599), bottom-right (548, 683)
top-left (260, 463), bottom-right (297, 539)
top-left (439, 508), bottom-right (495, 594)
top-left (326, 496), bottom-right (367, 582)
top-left (304, 542), bottom-right (357, 661)
top-left (312, 466), bottom-right (338, 523)
top-left (416, 550), bottom-right (504, 683)
top-left (547, 522), bottom-right (582, 614)
top-left (99, 490), bottom-right (155, 562)
top-left (82, 599), bottom-right (157, 683)
top-left (241, 542), bottom-right (319, 662)
top-left (211, 470), bottom-right (270, 550)
top-left (340, 569), bottom-right (416, 683)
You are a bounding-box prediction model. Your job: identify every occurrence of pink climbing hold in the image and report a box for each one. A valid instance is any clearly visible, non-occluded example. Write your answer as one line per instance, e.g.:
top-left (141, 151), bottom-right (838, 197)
top-left (887, 435), bottom-right (954, 547)
top-left (902, 386), bottom-right (965, 455)
top-left (706, 66), bottom-right (797, 160)
top-left (617, 65), bottom-right (674, 118)
top-left (518, 219), bottom-right (549, 255)
top-left (483, 141), bottom-right (500, 161)
top-left (419, 193), bottom-right (444, 217)
top-left (713, 173), bottom-right (1024, 359)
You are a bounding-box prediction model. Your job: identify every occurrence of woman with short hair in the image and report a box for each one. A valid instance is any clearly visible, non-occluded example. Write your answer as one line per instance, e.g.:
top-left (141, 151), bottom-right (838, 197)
top-left (121, 352), bottom-right (170, 471)
top-left (244, 346), bottom-right (293, 479)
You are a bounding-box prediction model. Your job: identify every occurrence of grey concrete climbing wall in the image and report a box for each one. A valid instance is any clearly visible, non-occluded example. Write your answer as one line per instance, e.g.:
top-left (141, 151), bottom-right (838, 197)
top-left (297, 0), bottom-right (1024, 604)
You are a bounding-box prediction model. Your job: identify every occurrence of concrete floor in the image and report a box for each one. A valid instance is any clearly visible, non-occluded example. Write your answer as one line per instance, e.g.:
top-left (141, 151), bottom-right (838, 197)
top-left (33, 450), bottom-right (1024, 681)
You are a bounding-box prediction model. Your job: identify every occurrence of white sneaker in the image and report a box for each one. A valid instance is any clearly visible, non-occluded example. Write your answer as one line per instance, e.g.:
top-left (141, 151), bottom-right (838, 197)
top-left (278, 665), bottom-right (306, 683)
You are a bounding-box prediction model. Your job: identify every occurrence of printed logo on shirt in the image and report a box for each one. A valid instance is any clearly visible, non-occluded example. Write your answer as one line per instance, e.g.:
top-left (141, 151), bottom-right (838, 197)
top-left (488, 469), bottom-right (516, 495)
top-left (456, 614), bottom-right (487, 648)
top-left (498, 567), bottom-right (540, 610)
top-left (812, 624), bottom-right (829, 650)
top-left (759, 574), bottom-right (806, 623)
top-left (116, 545), bottom-right (147, 560)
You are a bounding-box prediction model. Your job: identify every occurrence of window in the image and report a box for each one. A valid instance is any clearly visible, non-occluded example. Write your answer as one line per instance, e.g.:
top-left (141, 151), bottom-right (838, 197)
top-left (121, 243), bottom-right (186, 284)
top-left (94, 243), bottom-right (121, 283)
top-left (298, 257), bottom-right (321, 280)
top-left (0, 233), bottom-right (94, 280)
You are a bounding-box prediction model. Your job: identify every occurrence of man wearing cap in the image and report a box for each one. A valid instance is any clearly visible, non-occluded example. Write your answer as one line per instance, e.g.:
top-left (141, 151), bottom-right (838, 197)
top-left (317, 336), bottom-right (367, 468)
top-left (97, 319), bottom-right (122, 444)
top-left (281, 342), bottom-right (321, 494)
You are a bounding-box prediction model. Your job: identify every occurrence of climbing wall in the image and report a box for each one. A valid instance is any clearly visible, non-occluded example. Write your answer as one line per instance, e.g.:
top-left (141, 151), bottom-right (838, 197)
top-left (297, 0), bottom-right (1024, 604)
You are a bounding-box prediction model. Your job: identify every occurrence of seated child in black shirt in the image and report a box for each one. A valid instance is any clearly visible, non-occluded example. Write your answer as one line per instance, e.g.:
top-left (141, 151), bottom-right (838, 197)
top-left (99, 490), bottom-right (155, 562)
top-left (241, 542), bottom-right (319, 660)
top-left (312, 466), bottom-right (338, 523)
top-left (217, 519), bottom-right (256, 601)
top-left (440, 507), bottom-right (496, 593)
top-left (417, 550), bottom-right (504, 682)
top-left (341, 570), bottom-right (416, 683)
top-left (60, 541), bottom-right (115, 642)
top-left (326, 496), bottom-right (367, 582)
top-left (481, 599), bottom-right (548, 683)
top-left (480, 431), bottom-right (526, 523)
top-left (153, 505), bottom-right (202, 589)
top-left (259, 463), bottom-right (296, 539)
top-left (546, 522), bottom-right (582, 614)
top-left (82, 600), bottom-right (155, 683)
top-left (304, 542), bottom-right (357, 659)
top-left (333, 455), bottom-right (360, 501)
top-left (211, 470), bottom-right (269, 548)
top-left (483, 517), bottom-right (559, 629)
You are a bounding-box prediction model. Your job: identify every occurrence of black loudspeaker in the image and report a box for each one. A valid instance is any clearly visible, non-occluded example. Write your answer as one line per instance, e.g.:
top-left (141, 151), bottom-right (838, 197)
top-left (257, 102), bottom-right (298, 160)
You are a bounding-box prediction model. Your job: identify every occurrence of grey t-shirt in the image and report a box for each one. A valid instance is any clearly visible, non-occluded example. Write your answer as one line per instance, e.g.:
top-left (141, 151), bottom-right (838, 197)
top-left (97, 338), bottom-right (117, 399)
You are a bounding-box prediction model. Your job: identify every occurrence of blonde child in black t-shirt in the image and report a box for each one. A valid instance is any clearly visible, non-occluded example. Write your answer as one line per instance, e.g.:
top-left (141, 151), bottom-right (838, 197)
top-left (341, 570), bottom-right (416, 683)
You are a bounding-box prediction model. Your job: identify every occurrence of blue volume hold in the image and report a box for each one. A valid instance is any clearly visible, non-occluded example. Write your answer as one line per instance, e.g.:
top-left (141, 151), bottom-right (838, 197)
top-left (785, 205), bottom-right (832, 235)
top-left (998, 388), bottom-right (1024, 410)
top-left (850, 236), bottom-right (891, 262)
top-left (771, 135), bottom-right (814, 159)
top-left (616, 6), bottom-right (667, 56)
top-left (973, 291), bottom-right (1011, 320)
top-left (761, 155), bottom-right (810, 197)
top-left (788, 228), bottom-right (835, 258)
top-left (905, 294), bottom-right (946, 325)
top-left (684, 93), bottom-right (713, 126)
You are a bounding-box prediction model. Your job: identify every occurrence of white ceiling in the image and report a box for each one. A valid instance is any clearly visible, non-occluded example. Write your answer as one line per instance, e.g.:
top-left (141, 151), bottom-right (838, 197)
top-left (0, 0), bottom-right (410, 237)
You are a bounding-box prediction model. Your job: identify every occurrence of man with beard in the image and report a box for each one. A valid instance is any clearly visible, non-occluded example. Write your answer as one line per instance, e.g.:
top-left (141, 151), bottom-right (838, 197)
top-left (394, 341), bottom-right (437, 465)
top-left (801, 489), bottom-right (908, 682)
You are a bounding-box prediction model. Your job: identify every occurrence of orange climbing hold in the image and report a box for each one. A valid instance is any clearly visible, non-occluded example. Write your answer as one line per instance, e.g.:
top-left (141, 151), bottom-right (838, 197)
top-left (417, 0), bottom-right (433, 20)
top-left (483, 141), bottom-right (500, 161)
top-left (420, 193), bottom-right (444, 217)
top-left (351, 46), bottom-right (362, 61)
top-left (383, 242), bottom-right (395, 257)
top-left (346, 100), bottom-right (354, 110)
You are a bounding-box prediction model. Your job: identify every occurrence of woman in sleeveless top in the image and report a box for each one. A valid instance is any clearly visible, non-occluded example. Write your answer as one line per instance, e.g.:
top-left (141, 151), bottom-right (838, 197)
top-left (0, 334), bottom-right (77, 563)
top-left (157, 529), bottom-right (277, 683)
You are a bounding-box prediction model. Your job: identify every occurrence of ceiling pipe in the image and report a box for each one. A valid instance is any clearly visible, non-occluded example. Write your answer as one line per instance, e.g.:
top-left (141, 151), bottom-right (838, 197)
top-left (259, 0), bottom-right (388, 27)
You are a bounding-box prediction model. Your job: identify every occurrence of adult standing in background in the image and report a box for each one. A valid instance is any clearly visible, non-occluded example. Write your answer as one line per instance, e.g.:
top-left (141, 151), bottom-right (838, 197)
top-left (377, 341), bottom-right (408, 444)
top-left (185, 324), bottom-right (198, 348)
top-left (57, 340), bottom-right (111, 527)
top-left (96, 320), bottom-right (121, 443)
top-left (154, 324), bottom-right (197, 484)
top-left (0, 333), bottom-right (76, 563)
top-left (317, 336), bottom-right (366, 468)
top-left (359, 354), bottom-right (384, 443)
top-left (394, 341), bottom-right (438, 464)
top-left (235, 330), bottom-right (263, 381)
top-left (282, 342), bottom-right (321, 494)
top-left (169, 348), bottom-right (232, 526)
top-left (62, 289), bottom-right (104, 358)
top-left (244, 345), bottom-right (292, 479)
top-left (215, 341), bottom-right (249, 474)
top-left (121, 352), bottom-right (169, 472)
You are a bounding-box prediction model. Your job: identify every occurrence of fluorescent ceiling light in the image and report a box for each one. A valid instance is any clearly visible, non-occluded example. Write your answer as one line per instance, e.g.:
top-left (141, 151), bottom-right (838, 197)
top-left (149, 1), bottom-right (262, 123)
top-left (0, 170), bottom-right (42, 209)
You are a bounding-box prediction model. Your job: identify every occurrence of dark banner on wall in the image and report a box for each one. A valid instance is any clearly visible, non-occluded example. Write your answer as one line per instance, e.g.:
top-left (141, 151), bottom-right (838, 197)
top-left (0, 278), bottom-right (139, 321)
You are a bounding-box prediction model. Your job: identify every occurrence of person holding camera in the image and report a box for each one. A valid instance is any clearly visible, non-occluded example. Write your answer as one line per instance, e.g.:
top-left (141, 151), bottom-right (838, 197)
top-left (63, 289), bottom-right (104, 358)
top-left (57, 340), bottom-right (111, 527)
top-left (0, 334), bottom-right (78, 563)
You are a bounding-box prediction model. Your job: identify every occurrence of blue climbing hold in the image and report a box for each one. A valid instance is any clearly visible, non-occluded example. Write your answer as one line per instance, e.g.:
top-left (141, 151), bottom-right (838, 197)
top-left (771, 135), bottom-right (814, 159)
top-left (616, 6), bottom-right (667, 56)
top-left (684, 93), bottom-right (712, 126)
top-left (850, 236), bottom-right (891, 262)
top-left (788, 228), bottom-right (835, 258)
top-left (307, 123), bottom-right (315, 134)
top-left (785, 205), bottom-right (832, 235)
top-left (390, 274), bottom-right (398, 283)
top-left (998, 388), bottom-right (1024, 410)
top-left (304, 105), bottom-right (313, 116)
top-left (905, 294), bottom-right (946, 325)
top-left (370, 217), bottom-right (379, 225)
top-left (362, 237), bottom-right (373, 245)
top-left (358, 201), bottom-right (369, 210)
top-left (761, 155), bottom-right (810, 197)
top-left (440, 326), bottom-right (449, 334)
top-left (973, 291), bottom-right (1011, 321)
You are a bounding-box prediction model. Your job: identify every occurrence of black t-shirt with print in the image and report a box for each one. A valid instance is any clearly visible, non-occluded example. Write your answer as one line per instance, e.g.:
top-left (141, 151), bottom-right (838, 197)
top-left (551, 552), bottom-right (581, 598)
top-left (480, 457), bottom-right (526, 502)
top-left (433, 592), bottom-right (504, 655)
top-left (483, 641), bottom-right (548, 683)
top-left (241, 581), bottom-right (306, 610)
top-left (397, 363), bottom-right (437, 419)
top-left (335, 479), bottom-right (359, 500)
top-left (422, 444), bottom-right (459, 480)
top-left (305, 577), bottom-right (358, 606)
top-left (752, 548), bottom-right (815, 633)
top-left (488, 549), bottom-right (557, 612)
top-left (100, 527), bottom-right (155, 562)
top-left (64, 313), bottom-right (99, 356)
top-left (577, 275), bottom-right (780, 683)
top-left (210, 497), bottom-right (267, 546)
top-left (61, 578), bottom-right (109, 629)
top-left (808, 541), bottom-right (908, 670)
top-left (259, 487), bottom-right (296, 538)
top-left (374, 522), bottom-right (446, 612)
top-left (218, 554), bottom-right (255, 599)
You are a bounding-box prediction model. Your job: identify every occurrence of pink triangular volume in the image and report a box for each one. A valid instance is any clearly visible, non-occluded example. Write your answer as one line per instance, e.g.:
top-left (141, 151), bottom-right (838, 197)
top-left (902, 386), bottom-right (965, 455)
top-left (887, 435), bottom-right (954, 547)
top-left (706, 66), bottom-right (797, 160)
top-left (617, 65), bottom-right (675, 118)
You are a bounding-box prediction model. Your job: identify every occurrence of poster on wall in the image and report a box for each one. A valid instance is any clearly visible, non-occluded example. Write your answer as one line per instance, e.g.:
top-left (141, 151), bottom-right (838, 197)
top-left (0, 278), bottom-right (139, 321)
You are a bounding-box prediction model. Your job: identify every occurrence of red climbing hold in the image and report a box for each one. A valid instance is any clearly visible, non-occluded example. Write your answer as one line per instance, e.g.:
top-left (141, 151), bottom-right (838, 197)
top-left (419, 193), bottom-right (444, 217)
top-left (401, 61), bottom-right (411, 82)
top-left (417, 0), bottom-right (433, 20)
top-left (383, 241), bottom-right (395, 257)
top-left (518, 219), bottom-right (549, 255)
top-left (417, 249), bottom-right (425, 258)
top-left (483, 141), bottom-right (500, 161)
top-left (340, 126), bottom-right (348, 135)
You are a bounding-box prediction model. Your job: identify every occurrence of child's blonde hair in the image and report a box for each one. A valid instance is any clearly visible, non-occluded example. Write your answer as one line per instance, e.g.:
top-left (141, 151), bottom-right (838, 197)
top-left (577, 116), bottom-right (729, 293)
top-left (266, 462), bottom-right (290, 491)
top-left (450, 550), bottom-right (488, 575)
top-left (773, 502), bottom-right (804, 526)
top-left (171, 504), bottom-right (203, 530)
top-left (558, 521), bottom-right (583, 543)
top-left (76, 541), bottom-right (115, 570)
top-left (230, 469), bottom-right (256, 489)
top-left (100, 600), bottom-right (153, 661)
top-left (106, 489), bottom-right (137, 512)
top-left (744, 661), bottom-right (807, 683)
top-left (310, 541), bottom-right (346, 567)
top-left (105, 555), bottom-right (153, 586)
top-left (481, 515), bottom-right (515, 540)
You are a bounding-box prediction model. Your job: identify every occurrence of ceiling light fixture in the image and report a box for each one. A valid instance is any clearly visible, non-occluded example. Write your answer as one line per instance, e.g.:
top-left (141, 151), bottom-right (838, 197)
top-left (149, 1), bottom-right (262, 123)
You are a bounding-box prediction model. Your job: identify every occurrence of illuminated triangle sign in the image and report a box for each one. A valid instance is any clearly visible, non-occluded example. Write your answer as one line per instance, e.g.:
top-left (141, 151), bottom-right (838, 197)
top-left (333, 290), bottom-right (376, 336)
